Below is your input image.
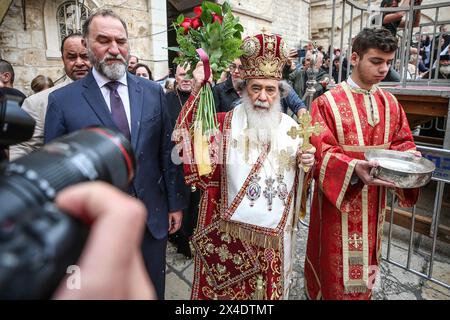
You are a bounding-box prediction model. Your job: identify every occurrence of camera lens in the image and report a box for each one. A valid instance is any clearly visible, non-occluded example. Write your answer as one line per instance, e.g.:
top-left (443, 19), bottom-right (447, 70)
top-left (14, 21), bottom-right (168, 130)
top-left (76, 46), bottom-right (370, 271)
top-left (0, 127), bottom-right (136, 299)
top-left (3, 127), bottom-right (135, 199)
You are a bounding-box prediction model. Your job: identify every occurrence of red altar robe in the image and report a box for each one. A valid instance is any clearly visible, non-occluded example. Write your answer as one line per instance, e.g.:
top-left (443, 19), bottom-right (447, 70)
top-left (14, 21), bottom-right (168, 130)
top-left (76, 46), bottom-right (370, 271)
top-left (174, 94), bottom-right (301, 300)
top-left (304, 81), bottom-right (419, 300)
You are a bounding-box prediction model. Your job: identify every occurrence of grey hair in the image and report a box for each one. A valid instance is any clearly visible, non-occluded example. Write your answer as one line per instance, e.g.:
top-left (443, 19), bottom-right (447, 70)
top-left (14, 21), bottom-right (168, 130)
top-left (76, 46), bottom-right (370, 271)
top-left (82, 9), bottom-right (128, 39)
top-left (236, 79), bottom-right (292, 99)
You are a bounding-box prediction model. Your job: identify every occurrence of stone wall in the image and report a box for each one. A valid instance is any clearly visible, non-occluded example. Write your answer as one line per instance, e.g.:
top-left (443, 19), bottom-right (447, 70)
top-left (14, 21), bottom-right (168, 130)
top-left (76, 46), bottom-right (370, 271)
top-left (224, 0), bottom-right (310, 49)
top-left (1, 0), bottom-right (311, 95)
top-left (0, 0), bottom-right (154, 96)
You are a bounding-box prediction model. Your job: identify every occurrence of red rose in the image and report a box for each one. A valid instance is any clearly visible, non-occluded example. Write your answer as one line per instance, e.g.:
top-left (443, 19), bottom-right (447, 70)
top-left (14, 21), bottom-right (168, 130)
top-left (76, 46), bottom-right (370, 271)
top-left (194, 6), bottom-right (202, 17)
top-left (212, 13), bottom-right (223, 24)
top-left (180, 17), bottom-right (191, 34)
top-left (191, 17), bottom-right (203, 30)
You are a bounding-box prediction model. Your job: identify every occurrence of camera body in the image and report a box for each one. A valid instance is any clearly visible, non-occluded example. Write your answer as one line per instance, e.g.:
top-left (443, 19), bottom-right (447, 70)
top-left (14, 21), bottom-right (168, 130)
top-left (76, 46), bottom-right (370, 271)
top-left (0, 94), bottom-right (35, 149)
top-left (0, 127), bottom-right (135, 299)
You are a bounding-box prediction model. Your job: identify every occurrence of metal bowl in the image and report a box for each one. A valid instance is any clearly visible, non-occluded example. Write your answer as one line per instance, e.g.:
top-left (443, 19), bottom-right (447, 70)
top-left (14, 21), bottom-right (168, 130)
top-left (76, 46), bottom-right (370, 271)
top-left (364, 149), bottom-right (435, 188)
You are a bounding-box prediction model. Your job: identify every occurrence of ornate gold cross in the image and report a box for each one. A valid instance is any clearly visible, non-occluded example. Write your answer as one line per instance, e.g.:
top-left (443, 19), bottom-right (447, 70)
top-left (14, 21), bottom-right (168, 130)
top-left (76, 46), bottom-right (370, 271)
top-left (287, 111), bottom-right (324, 172)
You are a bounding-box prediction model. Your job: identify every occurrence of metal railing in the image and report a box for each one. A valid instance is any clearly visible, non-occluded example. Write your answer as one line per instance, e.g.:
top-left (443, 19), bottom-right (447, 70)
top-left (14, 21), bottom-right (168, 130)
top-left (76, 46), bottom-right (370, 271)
top-left (328, 0), bottom-right (450, 88)
top-left (383, 145), bottom-right (450, 290)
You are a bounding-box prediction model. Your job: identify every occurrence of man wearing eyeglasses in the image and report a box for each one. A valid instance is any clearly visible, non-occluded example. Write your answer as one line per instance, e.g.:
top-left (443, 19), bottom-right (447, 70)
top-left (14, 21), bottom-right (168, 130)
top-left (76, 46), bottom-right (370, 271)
top-left (212, 58), bottom-right (243, 113)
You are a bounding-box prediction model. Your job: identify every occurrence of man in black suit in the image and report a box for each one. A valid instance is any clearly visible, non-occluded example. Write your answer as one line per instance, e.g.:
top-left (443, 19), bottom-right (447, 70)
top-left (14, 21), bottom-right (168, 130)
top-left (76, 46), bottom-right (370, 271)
top-left (44, 9), bottom-right (186, 299)
top-left (166, 64), bottom-right (200, 258)
top-left (0, 59), bottom-right (26, 105)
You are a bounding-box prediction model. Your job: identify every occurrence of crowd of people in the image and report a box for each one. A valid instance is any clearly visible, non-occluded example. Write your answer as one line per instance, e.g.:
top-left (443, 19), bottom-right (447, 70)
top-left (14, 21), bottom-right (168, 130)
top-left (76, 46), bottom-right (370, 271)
top-left (0, 4), bottom-right (447, 301)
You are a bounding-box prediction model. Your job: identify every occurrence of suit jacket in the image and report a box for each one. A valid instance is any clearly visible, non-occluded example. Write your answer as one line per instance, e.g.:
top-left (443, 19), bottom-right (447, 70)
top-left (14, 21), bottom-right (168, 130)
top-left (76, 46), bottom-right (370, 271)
top-left (9, 77), bottom-right (73, 161)
top-left (44, 71), bottom-right (187, 239)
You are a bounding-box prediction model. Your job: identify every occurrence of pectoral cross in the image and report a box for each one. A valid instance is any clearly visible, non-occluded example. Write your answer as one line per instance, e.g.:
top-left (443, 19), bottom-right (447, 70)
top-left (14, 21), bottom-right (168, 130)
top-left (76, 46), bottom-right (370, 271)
top-left (349, 233), bottom-right (363, 249)
top-left (287, 111), bottom-right (324, 172)
top-left (263, 177), bottom-right (277, 211)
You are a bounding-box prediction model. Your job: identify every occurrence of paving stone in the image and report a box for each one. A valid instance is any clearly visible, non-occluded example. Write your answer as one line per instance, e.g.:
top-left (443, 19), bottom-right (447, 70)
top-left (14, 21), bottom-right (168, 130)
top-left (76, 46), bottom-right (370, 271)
top-left (165, 222), bottom-right (450, 300)
top-left (165, 272), bottom-right (191, 300)
top-left (181, 261), bottom-right (194, 285)
top-left (421, 260), bottom-right (450, 300)
top-left (166, 242), bottom-right (192, 272)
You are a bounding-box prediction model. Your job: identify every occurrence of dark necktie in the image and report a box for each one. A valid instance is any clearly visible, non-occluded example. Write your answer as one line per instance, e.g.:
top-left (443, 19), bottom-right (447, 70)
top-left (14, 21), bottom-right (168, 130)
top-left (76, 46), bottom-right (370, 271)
top-left (105, 81), bottom-right (131, 140)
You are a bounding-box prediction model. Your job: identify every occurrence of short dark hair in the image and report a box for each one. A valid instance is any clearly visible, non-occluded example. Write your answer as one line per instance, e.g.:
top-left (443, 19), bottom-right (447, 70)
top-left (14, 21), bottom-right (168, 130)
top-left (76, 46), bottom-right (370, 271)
top-left (133, 63), bottom-right (153, 80)
top-left (352, 28), bottom-right (398, 58)
top-left (380, 0), bottom-right (397, 7)
top-left (82, 9), bottom-right (128, 39)
top-left (130, 55), bottom-right (139, 63)
top-left (60, 33), bottom-right (83, 55)
top-left (0, 59), bottom-right (15, 84)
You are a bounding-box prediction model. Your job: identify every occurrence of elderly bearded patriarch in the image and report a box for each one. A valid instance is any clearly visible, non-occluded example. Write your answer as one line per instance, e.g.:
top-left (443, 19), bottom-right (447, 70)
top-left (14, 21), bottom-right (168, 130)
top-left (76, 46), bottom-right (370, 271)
top-left (173, 33), bottom-right (316, 300)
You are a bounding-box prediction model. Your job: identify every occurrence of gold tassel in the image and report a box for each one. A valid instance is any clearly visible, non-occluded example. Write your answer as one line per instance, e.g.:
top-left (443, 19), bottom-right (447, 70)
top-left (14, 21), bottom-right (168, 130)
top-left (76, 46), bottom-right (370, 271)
top-left (219, 220), bottom-right (280, 250)
top-left (253, 275), bottom-right (266, 300)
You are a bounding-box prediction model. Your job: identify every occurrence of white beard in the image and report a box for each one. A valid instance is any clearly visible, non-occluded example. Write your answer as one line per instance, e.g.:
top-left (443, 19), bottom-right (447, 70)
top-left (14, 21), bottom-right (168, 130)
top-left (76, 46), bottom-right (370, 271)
top-left (439, 64), bottom-right (450, 76)
top-left (241, 91), bottom-right (282, 145)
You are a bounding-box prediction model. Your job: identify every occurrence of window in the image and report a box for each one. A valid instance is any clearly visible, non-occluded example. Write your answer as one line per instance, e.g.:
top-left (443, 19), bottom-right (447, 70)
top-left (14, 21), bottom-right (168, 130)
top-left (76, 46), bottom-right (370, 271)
top-left (57, 1), bottom-right (90, 42)
top-left (44, 0), bottom-right (97, 59)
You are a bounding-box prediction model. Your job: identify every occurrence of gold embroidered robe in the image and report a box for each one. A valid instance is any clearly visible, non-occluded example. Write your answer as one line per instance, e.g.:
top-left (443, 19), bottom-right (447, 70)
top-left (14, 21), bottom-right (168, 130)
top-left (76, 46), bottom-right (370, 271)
top-left (304, 81), bottom-right (419, 300)
top-left (173, 94), bottom-right (303, 300)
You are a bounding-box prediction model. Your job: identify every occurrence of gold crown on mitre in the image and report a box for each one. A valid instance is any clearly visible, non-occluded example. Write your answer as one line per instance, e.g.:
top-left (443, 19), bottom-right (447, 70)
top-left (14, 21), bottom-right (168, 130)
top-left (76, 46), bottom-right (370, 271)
top-left (240, 32), bottom-right (289, 80)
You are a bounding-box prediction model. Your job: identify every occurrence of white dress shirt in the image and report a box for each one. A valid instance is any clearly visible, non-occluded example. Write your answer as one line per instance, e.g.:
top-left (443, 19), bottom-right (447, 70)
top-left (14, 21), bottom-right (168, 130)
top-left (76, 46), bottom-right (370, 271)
top-left (92, 67), bottom-right (131, 129)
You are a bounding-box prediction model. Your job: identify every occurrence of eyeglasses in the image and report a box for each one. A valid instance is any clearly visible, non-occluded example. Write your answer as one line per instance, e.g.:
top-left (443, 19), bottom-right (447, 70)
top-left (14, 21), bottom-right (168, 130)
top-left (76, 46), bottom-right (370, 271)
top-left (229, 64), bottom-right (244, 72)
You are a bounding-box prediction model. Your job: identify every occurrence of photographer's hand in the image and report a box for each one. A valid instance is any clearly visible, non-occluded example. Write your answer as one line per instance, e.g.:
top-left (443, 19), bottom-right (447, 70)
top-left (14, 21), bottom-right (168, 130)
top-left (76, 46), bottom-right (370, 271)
top-left (53, 182), bottom-right (156, 300)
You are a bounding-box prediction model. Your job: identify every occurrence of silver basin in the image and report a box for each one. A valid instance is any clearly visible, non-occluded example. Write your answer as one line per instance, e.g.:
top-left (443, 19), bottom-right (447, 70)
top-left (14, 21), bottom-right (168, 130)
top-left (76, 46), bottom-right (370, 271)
top-left (365, 149), bottom-right (435, 188)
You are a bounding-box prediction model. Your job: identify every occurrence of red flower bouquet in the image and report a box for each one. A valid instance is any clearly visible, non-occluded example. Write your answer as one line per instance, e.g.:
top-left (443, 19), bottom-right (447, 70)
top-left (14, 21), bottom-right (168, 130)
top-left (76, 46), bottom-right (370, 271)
top-left (170, 1), bottom-right (244, 175)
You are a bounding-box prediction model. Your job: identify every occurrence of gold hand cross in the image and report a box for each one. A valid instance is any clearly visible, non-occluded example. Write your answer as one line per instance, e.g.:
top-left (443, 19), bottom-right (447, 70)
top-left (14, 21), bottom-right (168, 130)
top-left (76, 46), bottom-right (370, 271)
top-left (287, 111), bottom-right (324, 172)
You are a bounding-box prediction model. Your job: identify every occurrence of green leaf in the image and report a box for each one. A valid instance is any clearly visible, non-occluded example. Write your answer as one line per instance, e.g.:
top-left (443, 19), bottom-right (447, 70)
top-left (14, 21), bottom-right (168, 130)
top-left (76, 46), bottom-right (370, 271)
top-left (176, 14), bottom-right (184, 25)
top-left (235, 23), bottom-right (244, 32)
top-left (201, 10), bottom-right (213, 25)
top-left (167, 46), bottom-right (182, 52)
top-left (222, 1), bottom-right (231, 14)
top-left (204, 2), bottom-right (222, 16)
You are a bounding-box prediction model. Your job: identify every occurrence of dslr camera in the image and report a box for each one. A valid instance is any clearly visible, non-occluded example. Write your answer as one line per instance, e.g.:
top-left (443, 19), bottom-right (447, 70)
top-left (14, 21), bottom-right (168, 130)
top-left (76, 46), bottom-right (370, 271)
top-left (0, 93), bottom-right (136, 299)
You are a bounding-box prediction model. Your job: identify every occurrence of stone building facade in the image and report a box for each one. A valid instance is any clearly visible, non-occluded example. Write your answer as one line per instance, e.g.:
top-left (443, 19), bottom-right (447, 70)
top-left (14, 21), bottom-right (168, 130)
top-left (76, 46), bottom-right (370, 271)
top-left (0, 0), bottom-right (310, 96)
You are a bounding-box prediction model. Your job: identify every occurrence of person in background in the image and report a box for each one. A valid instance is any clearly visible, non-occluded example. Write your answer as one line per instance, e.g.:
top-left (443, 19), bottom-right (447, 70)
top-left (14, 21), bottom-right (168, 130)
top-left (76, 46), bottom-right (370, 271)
top-left (421, 53), bottom-right (450, 79)
top-left (0, 59), bottom-right (26, 105)
top-left (166, 64), bottom-right (200, 259)
top-left (164, 77), bottom-right (176, 93)
top-left (9, 33), bottom-right (91, 160)
top-left (289, 50), bottom-right (329, 101)
top-left (133, 63), bottom-right (153, 80)
top-left (31, 75), bottom-right (54, 94)
top-left (381, 0), bottom-right (422, 39)
top-left (127, 55), bottom-right (139, 73)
